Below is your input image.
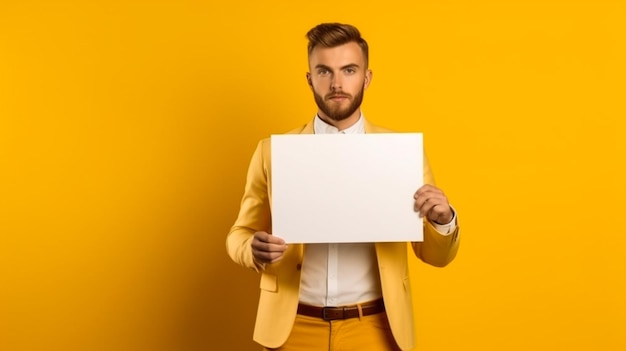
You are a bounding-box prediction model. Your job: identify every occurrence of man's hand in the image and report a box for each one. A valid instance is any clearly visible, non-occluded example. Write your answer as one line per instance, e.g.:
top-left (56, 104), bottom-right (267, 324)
top-left (414, 184), bottom-right (454, 225)
top-left (251, 231), bottom-right (288, 264)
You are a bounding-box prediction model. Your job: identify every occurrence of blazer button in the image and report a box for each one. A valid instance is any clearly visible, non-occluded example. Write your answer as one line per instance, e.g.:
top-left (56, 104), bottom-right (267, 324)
top-left (296, 263), bottom-right (302, 270)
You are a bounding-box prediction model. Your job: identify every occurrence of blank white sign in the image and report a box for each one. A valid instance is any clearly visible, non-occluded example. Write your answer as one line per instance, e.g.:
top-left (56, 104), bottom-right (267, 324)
top-left (271, 133), bottom-right (423, 243)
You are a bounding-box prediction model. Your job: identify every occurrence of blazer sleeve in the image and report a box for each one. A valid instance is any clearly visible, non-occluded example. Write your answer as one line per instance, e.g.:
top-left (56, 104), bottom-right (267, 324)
top-left (411, 153), bottom-right (460, 267)
top-left (226, 139), bottom-right (272, 271)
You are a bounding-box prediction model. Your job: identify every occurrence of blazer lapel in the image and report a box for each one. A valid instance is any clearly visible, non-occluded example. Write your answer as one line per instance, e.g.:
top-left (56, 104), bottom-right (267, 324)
top-left (365, 119), bottom-right (384, 133)
top-left (299, 121), bottom-right (315, 134)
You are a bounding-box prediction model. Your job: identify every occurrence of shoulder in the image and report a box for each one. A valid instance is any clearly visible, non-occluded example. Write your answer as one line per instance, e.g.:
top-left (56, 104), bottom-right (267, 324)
top-left (255, 122), bottom-right (309, 149)
top-left (364, 119), bottom-right (396, 133)
top-left (285, 120), bottom-right (314, 134)
top-left (285, 124), bottom-right (309, 134)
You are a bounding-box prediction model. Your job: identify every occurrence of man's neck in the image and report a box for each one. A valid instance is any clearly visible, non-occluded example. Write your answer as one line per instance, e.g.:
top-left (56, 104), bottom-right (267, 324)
top-left (317, 111), bottom-right (361, 131)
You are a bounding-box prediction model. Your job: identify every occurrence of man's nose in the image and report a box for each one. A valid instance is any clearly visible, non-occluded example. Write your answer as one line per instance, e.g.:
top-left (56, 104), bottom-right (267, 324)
top-left (330, 75), bottom-right (342, 90)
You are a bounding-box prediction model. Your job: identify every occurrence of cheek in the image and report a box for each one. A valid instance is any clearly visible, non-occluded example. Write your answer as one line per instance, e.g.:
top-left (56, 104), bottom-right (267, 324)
top-left (310, 85), bottom-right (323, 98)
top-left (311, 77), bottom-right (327, 86)
top-left (348, 79), bottom-right (366, 93)
top-left (311, 81), bottom-right (328, 94)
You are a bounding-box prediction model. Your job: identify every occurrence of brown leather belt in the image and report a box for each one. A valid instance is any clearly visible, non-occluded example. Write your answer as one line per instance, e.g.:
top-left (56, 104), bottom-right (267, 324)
top-left (297, 298), bottom-right (385, 321)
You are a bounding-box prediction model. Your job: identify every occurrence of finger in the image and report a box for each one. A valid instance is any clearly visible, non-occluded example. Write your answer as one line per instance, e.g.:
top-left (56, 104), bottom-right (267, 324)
top-left (414, 191), bottom-right (444, 211)
top-left (252, 248), bottom-right (286, 263)
top-left (417, 198), bottom-right (437, 218)
top-left (414, 196), bottom-right (427, 214)
top-left (415, 193), bottom-right (448, 217)
top-left (254, 231), bottom-right (286, 245)
top-left (422, 193), bottom-right (453, 223)
top-left (269, 252), bottom-right (286, 263)
top-left (426, 204), bottom-right (447, 222)
top-left (252, 245), bottom-right (287, 264)
top-left (251, 239), bottom-right (287, 254)
top-left (251, 232), bottom-right (288, 264)
top-left (414, 192), bottom-right (443, 212)
top-left (413, 184), bottom-right (447, 208)
top-left (414, 184), bottom-right (443, 198)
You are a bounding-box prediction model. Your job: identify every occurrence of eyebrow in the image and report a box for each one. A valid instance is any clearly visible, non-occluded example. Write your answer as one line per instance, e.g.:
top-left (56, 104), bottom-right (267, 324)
top-left (314, 63), bottom-right (360, 71)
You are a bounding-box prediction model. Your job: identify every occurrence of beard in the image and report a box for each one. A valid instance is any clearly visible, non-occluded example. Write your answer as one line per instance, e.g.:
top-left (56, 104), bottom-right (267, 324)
top-left (313, 85), bottom-right (365, 122)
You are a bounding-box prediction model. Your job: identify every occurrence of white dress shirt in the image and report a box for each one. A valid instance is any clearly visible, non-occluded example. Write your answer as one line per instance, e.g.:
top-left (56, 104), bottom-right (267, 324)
top-left (298, 114), bottom-right (456, 307)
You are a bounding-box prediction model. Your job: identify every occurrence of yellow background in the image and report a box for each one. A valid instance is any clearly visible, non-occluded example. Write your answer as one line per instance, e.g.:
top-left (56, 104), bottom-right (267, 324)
top-left (1, 1), bottom-right (624, 350)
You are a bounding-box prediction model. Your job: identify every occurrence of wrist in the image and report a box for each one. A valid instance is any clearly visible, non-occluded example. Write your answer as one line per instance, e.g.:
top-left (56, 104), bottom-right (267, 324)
top-left (433, 207), bottom-right (454, 225)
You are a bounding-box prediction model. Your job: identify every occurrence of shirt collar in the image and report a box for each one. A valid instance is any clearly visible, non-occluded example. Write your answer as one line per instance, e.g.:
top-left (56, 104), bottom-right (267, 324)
top-left (313, 113), bottom-right (365, 134)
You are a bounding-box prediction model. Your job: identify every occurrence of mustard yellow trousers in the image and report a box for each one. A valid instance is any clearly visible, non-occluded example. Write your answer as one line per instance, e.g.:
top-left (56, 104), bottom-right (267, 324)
top-left (263, 312), bottom-right (401, 351)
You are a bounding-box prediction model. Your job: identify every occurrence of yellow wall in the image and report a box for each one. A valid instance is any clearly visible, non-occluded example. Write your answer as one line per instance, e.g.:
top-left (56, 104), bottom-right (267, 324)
top-left (1, 1), bottom-right (624, 350)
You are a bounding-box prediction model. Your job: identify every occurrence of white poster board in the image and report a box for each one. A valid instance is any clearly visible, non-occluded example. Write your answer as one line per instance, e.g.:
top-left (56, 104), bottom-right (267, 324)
top-left (271, 133), bottom-right (423, 243)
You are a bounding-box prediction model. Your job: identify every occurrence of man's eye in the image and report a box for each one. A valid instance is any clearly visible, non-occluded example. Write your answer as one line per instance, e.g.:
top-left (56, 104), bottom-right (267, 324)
top-left (345, 68), bottom-right (356, 74)
top-left (318, 70), bottom-right (329, 75)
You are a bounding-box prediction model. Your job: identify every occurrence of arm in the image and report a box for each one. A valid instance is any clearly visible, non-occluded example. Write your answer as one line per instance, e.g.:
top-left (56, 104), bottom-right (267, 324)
top-left (225, 139), bottom-right (287, 271)
top-left (412, 215), bottom-right (460, 267)
top-left (411, 154), bottom-right (460, 267)
top-left (226, 140), bottom-right (272, 271)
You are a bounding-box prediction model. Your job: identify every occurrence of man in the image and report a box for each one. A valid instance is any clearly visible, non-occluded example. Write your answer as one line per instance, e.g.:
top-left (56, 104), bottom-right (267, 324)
top-left (226, 23), bottom-right (460, 351)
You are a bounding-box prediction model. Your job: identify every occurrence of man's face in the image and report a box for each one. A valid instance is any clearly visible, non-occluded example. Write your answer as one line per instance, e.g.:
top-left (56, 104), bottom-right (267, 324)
top-left (307, 42), bottom-right (372, 123)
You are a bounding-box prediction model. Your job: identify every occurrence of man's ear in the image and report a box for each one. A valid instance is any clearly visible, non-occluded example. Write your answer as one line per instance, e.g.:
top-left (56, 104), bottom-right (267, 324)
top-left (364, 69), bottom-right (373, 89)
top-left (306, 72), bottom-right (313, 88)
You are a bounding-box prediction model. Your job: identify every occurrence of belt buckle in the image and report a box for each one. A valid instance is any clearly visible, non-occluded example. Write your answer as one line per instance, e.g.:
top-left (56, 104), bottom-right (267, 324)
top-left (321, 306), bottom-right (342, 321)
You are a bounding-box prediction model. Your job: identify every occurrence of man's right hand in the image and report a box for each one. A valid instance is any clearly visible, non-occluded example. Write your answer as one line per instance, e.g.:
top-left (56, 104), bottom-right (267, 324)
top-left (251, 231), bottom-right (288, 264)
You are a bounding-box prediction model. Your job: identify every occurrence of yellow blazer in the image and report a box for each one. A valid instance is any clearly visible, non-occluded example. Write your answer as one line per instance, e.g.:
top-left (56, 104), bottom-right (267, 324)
top-left (226, 119), bottom-right (460, 350)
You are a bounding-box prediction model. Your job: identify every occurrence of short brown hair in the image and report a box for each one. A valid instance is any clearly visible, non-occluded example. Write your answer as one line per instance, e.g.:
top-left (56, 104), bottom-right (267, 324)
top-left (306, 23), bottom-right (369, 67)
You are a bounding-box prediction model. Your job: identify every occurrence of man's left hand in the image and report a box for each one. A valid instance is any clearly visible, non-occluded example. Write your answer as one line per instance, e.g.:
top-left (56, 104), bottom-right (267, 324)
top-left (413, 184), bottom-right (453, 225)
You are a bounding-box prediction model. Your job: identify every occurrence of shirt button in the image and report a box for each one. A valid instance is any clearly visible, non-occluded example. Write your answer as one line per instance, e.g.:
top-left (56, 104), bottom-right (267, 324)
top-left (296, 263), bottom-right (302, 270)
